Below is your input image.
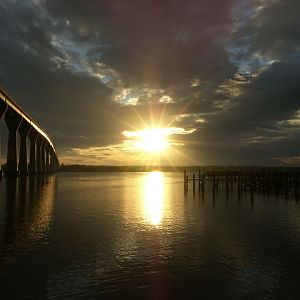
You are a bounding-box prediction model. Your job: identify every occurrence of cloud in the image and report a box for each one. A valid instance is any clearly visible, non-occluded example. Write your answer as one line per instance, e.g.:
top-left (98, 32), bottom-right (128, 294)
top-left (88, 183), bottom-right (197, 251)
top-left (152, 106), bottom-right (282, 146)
top-left (230, 0), bottom-right (300, 69)
top-left (249, 0), bottom-right (300, 60)
top-left (44, 0), bottom-right (237, 87)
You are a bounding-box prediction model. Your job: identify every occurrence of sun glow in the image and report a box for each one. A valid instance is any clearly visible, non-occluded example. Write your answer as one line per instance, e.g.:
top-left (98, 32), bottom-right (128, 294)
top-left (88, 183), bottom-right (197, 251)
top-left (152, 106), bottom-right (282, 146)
top-left (123, 128), bottom-right (170, 153)
top-left (119, 126), bottom-right (197, 165)
top-left (136, 128), bottom-right (169, 152)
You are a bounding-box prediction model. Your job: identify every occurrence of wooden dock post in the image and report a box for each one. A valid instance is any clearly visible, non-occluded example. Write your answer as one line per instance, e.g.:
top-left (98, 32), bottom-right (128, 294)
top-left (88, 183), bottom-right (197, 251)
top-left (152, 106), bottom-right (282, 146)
top-left (202, 170), bottom-right (205, 197)
top-left (183, 168), bottom-right (300, 198)
top-left (225, 170), bottom-right (229, 195)
top-left (238, 173), bottom-right (241, 197)
top-left (198, 169), bottom-right (201, 193)
top-left (186, 175), bottom-right (189, 191)
top-left (183, 170), bottom-right (186, 193)
top-left (295, 174), bottom-right (298, 198)
top-left (193, 173), bottom-right (196, 194)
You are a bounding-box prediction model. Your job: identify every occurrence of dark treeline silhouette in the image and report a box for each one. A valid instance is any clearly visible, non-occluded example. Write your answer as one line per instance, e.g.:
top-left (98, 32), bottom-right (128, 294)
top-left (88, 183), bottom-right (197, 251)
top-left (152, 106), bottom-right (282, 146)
top-left (60, 164), bottom-right (300, 173)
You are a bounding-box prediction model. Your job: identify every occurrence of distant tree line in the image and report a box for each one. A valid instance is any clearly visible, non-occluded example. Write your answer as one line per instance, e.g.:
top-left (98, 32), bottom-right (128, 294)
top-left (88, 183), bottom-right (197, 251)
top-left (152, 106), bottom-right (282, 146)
top-left (60, 164), bottom-right (300, 173)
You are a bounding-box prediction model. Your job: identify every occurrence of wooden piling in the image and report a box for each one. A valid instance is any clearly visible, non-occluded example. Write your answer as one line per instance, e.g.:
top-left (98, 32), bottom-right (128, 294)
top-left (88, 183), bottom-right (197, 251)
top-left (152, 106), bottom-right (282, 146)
top-left (193, 173), bottom-right (195, 194)
top-left (198, 169), bottom-right (201, 193)
top-left (183, 169), bottom-right (300, 198)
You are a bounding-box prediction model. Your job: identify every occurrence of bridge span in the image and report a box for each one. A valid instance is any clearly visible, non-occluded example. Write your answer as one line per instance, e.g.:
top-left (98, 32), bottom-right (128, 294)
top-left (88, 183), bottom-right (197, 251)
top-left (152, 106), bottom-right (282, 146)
top-left (0, 87), bottom-right (59, 177)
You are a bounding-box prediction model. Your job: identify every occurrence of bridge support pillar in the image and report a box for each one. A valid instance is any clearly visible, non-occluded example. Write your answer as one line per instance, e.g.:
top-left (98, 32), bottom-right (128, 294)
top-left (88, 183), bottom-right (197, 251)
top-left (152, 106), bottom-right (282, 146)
top-left (18, 120), bottom-right (31, 176)
top-left (28, 129), bottom-right (38, 175)
top-left (45, 144), bottom-right (50, 173)
top-left (0, 101), bottom-right (7, 118)
top-left (50, 151), bottom-right (59, 173)
top-left (50, 150), bottom-right (54, 172)
top-left (4, 108), bottom-right (22, 176)
top-left (0, 102), bottom-right (8, 179)
top-left (55, 155), bottom-right (60, 172)
top-left (41, 139), bottom-right (46, 173)
top-left (36, 135), bottom-right (43, 174)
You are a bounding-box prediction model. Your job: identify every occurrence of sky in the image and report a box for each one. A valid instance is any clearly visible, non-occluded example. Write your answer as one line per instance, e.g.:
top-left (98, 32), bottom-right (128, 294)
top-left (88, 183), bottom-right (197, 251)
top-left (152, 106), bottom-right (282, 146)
top-left (1, 0), bottom-right (300, 166)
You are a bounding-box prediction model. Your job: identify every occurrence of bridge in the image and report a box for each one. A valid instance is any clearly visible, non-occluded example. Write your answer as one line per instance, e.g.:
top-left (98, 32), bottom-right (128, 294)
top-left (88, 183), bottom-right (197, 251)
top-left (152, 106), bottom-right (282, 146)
top-left (0, 87), bottom-right (59, 177)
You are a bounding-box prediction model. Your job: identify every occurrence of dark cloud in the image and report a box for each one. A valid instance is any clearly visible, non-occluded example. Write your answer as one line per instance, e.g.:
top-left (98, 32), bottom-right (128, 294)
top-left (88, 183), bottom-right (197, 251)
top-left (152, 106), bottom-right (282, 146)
top-left (250, 0), bottom-right (300, 59)
top-left (231, 0), bottom-right (300, 62)
top-left (45, 0), bottom-right (237, 87)
top-left (181, 61), bottom-right (300, 164)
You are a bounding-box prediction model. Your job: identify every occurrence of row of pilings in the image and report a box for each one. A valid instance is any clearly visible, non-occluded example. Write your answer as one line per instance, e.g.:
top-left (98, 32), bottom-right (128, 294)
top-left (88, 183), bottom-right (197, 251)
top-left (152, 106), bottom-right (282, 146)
top-left (0, 94), bottom-right (59, 178)
top-left (184, 169), bottom-right (300, 197)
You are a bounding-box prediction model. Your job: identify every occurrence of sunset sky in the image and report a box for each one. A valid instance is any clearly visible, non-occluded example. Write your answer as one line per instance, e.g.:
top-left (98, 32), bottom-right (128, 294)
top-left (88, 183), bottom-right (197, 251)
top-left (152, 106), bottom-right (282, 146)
top-left (1, 0), bottom-right (300, 166)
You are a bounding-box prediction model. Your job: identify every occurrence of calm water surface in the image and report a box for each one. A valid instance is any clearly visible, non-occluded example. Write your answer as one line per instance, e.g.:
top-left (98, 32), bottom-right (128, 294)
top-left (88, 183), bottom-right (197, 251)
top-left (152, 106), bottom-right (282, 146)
top-left (1, 172), bottom-right (300, 299)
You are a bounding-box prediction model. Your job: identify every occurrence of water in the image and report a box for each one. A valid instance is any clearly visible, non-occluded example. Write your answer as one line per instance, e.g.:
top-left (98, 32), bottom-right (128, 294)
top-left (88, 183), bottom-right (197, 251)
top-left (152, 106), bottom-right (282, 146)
top-left (1, 172), bottom-right (300, 299)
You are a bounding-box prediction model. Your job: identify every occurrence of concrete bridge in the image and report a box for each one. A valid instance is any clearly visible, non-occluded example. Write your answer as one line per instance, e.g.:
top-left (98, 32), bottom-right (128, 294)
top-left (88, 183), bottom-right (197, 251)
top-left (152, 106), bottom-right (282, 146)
top-left (0, 88), bottom-right (59, 177)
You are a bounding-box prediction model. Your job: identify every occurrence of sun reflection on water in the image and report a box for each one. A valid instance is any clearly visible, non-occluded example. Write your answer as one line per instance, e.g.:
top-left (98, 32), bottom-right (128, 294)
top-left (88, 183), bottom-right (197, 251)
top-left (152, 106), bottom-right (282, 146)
top-left (143, 171), bottom-right (164, 226)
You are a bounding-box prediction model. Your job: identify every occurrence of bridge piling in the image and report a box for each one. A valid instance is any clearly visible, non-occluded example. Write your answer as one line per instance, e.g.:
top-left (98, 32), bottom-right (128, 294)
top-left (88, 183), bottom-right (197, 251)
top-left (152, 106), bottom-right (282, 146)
top-left (45, 144), bottom-right (50, 173)
top-left (5, 108), bottom-right (22, 176)
top-left (36, 136), bottom-right (43, 174)
top-left (41, 139), bottom-right (46, 173)
top-left (0, 102), bottom-right (8, 179)
top-left (0, 101), bottom-right (7, 118)
top-left (28, 129), bottom-right (38, 175)
top-left (18, 119), bottom-right (31, 175)
top-left (50, 149), bottom-right (59, 172)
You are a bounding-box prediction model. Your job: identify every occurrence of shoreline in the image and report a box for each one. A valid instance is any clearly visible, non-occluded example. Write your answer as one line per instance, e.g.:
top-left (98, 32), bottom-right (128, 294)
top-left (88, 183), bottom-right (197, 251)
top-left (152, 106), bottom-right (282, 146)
top-left (60, 165), bottom-right (300, 173)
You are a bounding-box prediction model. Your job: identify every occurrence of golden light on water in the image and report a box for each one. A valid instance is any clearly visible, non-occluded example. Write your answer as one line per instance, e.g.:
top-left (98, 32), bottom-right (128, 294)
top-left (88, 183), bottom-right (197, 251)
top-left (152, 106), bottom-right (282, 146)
top-left (143, 171), bottom-right (164, 225)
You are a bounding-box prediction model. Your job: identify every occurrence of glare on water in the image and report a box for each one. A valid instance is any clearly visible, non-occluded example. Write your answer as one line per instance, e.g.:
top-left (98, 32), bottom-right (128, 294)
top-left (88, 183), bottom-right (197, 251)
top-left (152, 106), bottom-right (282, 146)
top-left (143, 171), bottom-right (164, 226)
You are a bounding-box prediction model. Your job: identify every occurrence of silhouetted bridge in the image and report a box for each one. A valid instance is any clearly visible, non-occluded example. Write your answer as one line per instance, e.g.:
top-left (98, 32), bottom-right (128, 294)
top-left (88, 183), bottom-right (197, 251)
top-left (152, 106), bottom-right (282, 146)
top-left (0, 88), bottom-right (59, 177)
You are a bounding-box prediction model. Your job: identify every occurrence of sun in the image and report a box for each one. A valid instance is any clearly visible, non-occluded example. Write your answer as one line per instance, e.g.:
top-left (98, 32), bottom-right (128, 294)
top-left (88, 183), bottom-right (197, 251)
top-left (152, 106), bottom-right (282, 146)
top-left (123, 128), bottom-right (170, 153)
top-left (136, 128), bottom-right (169, 153)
